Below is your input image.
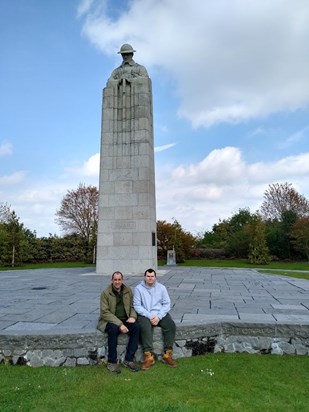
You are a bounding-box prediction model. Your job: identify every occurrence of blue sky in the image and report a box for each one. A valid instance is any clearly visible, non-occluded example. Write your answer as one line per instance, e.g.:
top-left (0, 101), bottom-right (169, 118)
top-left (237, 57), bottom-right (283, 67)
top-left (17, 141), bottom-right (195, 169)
top-left (1, 0), bottom-right (309, 237)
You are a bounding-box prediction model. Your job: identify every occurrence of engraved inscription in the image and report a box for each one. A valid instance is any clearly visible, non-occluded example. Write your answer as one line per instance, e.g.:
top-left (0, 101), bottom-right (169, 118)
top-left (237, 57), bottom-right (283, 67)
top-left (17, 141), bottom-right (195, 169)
top-left (112, 221), bottom-right (136, 230)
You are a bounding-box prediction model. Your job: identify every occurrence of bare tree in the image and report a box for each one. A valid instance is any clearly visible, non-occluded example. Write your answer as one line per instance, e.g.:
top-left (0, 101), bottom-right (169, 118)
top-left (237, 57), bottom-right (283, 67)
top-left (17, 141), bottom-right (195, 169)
top-left (0, 203), bottom-right (11, 223)
top-left (55, 183), bottom-right (98, 247)
top-left (260, 182), bottom-right (309, 221)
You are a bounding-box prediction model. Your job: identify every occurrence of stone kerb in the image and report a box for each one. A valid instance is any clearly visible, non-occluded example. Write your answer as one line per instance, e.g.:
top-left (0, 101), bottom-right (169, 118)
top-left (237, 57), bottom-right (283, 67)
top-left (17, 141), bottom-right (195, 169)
top-left (1, 322), bottom-right (308, 367)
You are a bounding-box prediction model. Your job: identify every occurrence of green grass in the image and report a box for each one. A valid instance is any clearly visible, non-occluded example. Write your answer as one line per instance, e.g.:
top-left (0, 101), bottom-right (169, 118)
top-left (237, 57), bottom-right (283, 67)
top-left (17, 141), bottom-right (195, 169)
top-left (257, 270), bottom-right (309, 280)
top-left (0, 262), bottom-right (95, 271)
top-left (174, 259), bottom-right (309, 280)
top-left (1, 354), bottom-right (308, 412)
top-left (2, 260), bottom-right (309, 272)
top-left (177, 259), bottom-right (309, 270)
top-left (2, 260), bottom-right (309, 281)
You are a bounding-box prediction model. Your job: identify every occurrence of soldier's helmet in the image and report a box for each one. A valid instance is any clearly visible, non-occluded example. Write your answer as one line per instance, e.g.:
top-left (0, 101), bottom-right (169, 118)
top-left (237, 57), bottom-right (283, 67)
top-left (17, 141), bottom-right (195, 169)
top-left (118, 44), bottom-right (136, 54)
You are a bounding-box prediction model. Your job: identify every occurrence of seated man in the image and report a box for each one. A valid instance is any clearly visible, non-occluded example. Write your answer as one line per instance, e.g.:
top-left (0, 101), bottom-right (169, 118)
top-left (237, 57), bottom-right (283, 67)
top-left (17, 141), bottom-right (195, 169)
top-left (97, 271), bottom-right (139, 374)
top-left (133, 268), bottom-right (177, 370)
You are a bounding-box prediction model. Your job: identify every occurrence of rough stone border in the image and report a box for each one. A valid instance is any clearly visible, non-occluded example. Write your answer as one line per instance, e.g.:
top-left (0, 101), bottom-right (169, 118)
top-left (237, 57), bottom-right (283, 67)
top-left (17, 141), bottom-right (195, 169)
top-left (1, 322), bottom-right (308, 367)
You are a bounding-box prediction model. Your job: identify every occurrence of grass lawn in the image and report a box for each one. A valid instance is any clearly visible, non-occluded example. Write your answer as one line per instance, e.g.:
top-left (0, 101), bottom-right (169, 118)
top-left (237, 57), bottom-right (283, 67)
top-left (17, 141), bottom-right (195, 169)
top-left (177, 259), bottom-right (309, 271)
top-left (1, 353), bottom-right (308, 412)
top-left (0, 262), bottom-right (95, 271)
top-left (178, 259), bottom-right (309, 280)
top-left (161, 259), bottom-right (309, 280)
top-left (257, 270), bottom-right (309, 280)
top-left (1, 260), bottom-right (309, 280)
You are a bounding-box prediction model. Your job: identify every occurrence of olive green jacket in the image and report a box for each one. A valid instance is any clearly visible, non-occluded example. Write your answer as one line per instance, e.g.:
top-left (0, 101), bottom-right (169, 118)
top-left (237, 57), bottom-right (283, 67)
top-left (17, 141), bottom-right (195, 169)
top-left (97, 284), bottom-right (137, 333)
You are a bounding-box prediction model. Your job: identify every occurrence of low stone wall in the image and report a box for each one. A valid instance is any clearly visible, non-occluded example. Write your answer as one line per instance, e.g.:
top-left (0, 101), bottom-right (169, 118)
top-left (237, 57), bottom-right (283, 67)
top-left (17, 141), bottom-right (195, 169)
top-left (0, 322), bottom-right (308, 367)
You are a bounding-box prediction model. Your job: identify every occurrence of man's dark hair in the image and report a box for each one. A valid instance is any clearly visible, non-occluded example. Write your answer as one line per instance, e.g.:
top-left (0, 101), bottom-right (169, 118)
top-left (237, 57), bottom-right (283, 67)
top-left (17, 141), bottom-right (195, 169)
top-left (144, 268), bottom-right (156, 277)
top-left (112, 271), bottom-right (123, 279)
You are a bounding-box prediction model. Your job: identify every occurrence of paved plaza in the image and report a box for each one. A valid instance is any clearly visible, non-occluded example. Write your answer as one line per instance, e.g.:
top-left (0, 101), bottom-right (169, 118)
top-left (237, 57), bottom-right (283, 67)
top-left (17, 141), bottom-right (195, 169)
top-left (1, 266), bottom-right (309, 334)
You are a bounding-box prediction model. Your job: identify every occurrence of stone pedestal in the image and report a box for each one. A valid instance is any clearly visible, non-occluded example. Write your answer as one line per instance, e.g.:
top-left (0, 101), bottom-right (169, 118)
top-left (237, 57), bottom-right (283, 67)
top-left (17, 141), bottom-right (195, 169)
top-left (96, 72), bottom-right (157, 275)
top-left (167, 249), bottom-right (176, 265)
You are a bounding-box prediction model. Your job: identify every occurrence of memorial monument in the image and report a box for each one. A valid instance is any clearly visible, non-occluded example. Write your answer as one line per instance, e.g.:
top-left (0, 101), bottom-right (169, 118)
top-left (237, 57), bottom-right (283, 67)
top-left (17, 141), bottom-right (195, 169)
top-left (96, 44), bottom-right (157, 275)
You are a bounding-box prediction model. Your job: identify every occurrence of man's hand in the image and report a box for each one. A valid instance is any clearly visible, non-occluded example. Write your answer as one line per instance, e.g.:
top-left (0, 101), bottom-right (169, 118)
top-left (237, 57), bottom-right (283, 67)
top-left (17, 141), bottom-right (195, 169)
top-left (150, 316), bottom-right (159, 326)
top-left (119, 324), bottom-right (129, 334)
top-left (126, 317), bottom-right (136, 323)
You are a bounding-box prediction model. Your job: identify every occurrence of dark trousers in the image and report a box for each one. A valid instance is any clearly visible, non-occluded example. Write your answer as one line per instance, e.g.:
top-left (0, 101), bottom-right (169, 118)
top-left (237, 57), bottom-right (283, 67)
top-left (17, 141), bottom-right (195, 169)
top-left (105, 321), bottom-right (140, 363)
top-left (137, 313), bottom-right (176, 353)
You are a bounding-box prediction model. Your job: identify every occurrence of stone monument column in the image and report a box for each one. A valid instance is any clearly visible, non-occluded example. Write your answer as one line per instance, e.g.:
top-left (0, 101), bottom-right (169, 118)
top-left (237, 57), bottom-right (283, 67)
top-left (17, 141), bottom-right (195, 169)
top-left (96, 44), bottom-right (157, 275)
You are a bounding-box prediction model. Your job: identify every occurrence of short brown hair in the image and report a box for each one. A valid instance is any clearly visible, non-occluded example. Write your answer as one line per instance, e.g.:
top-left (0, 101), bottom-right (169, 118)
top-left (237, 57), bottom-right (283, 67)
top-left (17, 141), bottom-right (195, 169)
top-left (112, 271), bottom-right (123, 279)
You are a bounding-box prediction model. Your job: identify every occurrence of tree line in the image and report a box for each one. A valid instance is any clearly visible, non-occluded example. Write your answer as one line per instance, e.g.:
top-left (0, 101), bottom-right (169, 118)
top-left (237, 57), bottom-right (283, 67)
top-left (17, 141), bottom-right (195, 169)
top-left (1, 182), bottom-right (309, 267)
top-left (196, 182), bottom-right (309, 263)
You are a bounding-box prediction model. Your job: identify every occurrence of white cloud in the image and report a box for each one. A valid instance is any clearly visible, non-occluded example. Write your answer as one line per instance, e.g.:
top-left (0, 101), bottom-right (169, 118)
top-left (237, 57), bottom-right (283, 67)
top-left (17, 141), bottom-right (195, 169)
top-left (65, 153), bottom-right (100, 178)
top-left (80, 0), bottom-right (309, 127)
top-left (14, 186), bottom-right (64, 203)
top-left (1, 154), bottom-right (100, 236)
top-left (0, 142), bottom-right (13, 156)
top-left (3, 181), bottom-right (82, 236)
top-left (156, 123), bottom-right (168, 133)
top-left (155, 147), bottom-right (309, 233)
top-left (279, 126), bottom-right (309, 149)
top-left (0, 171), bottom-right (26, 185)
top-left (155, 143), bottom-right (176, 153)
top-left (2, 147), bottom-right (309, 237)
top-left (172, 147), bottom-right (246, 184)
top-left (76, 0), bottom-right (95, 18)
top-left (248, 152), bottom-right (309, 182)
top-left (80, 153), bottom-right (100, 177)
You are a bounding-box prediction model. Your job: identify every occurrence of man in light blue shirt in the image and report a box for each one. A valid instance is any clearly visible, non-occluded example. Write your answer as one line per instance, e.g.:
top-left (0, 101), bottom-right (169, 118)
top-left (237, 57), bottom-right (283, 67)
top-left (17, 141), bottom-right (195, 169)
top-left (133, 268), bottom-right (177, 370)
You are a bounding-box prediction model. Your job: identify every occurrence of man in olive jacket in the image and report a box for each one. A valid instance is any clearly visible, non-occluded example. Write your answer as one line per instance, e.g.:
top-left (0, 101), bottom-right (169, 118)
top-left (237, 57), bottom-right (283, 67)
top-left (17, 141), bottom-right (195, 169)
top-left (97, 271), bottom-right (140, 374)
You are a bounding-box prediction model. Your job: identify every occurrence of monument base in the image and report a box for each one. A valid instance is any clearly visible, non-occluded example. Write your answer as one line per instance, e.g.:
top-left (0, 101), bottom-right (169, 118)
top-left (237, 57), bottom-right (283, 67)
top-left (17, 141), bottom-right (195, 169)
top-left (96, 254), bottom-right (157, 276)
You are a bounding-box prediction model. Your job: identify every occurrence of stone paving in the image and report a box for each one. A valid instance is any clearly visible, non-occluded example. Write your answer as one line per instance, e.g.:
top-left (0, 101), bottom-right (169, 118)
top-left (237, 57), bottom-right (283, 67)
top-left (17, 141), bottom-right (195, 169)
top-left (1, 266), bottom-right (309, 334)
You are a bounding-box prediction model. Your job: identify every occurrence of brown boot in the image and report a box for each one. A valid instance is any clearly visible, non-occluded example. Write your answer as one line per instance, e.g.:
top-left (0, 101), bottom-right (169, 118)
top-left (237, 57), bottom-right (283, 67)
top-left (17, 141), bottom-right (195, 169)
top-left (162, 349), bottom-right (177, 368)
top-left (141, 351), bottom-right (155, 370)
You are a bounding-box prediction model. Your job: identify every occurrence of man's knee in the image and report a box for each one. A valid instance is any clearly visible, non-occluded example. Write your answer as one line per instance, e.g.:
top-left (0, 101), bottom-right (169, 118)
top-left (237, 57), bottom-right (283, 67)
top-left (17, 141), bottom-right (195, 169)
top-left (133, 322), bottom-right (140, 331)
top-left (105, 322), bottom-right (119, 335)
top-left (160, 314), bottom-right (176, 331)
top-left (138, 316), bottom-right (151, 327)
top-left (170, 318), bottom-right (176, 332)
top-left (128, 322), bottom-right (140, 334)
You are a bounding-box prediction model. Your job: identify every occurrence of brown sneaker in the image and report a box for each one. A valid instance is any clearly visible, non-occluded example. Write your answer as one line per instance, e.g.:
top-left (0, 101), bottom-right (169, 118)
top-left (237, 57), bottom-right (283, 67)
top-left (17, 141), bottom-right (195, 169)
top-left (162, 349), bottom-right (177, 368)
top-left (107, 362), bottom-right (121, 374)
top-left (123, 360), bottom-right (139, 372)
top-left (141, 351), bottom-right (155, 370)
